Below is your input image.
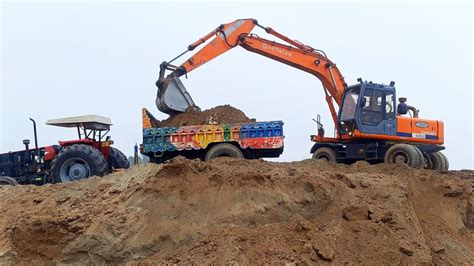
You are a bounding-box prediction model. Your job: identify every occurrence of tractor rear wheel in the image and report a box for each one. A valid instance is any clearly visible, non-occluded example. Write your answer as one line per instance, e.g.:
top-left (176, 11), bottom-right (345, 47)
top-left (312, 147), bottom-right (338, 162)
top-left (205, 143), bottom-right (244, 161)
top-left (429, 152), bottom-right (449, 171)
top-left (50, 144), bottom-right (108, 183)
top-left (384, 143), bottom-right (422, 168)
top-left (0, 176), bottom-right (18, 186)
top-left (109, 147), bottom-right (130, 169)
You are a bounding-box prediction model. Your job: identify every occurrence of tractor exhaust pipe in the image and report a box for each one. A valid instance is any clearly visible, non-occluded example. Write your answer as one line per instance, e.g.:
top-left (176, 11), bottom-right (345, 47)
top-left (29, 118), bottom-right (38, 149)
top-left (23, 139), bottom-right (30, 150)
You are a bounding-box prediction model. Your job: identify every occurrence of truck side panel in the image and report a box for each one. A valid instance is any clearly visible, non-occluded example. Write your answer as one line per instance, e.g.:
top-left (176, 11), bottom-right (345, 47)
top-left (141, 108), bottom-right (284, 155)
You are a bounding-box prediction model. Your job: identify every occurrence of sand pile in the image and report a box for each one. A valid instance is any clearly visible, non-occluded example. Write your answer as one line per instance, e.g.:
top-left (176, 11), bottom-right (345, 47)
top-left (157, 105), bottom-right (255, 127)
top-left (0, 158), bottom-right (472, 264)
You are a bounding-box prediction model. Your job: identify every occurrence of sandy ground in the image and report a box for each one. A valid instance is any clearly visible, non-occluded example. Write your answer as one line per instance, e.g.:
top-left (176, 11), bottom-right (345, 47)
top-left (0, 157), bottom-right (472, 264)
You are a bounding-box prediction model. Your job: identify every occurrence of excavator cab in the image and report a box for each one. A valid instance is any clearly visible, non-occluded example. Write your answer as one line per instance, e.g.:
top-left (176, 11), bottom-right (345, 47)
top-left (338, 81), bottom-right (397, 136)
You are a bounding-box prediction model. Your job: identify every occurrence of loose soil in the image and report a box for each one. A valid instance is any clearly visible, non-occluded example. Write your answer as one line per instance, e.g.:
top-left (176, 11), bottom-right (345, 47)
top-left (0, 158), bottom-right (472, 264)
top-left (156, 105), bottom-right (255, 127)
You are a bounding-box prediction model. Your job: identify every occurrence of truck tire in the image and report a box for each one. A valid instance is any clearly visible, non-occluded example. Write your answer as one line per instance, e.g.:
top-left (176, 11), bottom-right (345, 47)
top-left (50, 144), bottom-right (108, 183)
top-left (429, 152), bottom-right (449, 171)
top-left (312, 147), bottom-right (337, 162)
top-left (109, 147), bottom-right (130, 169)
top-left (0, 176), bottom-right (18, 186)
top-left (384, 143), bottom-right (422, 168)
top-left (205, 143), bottom-right (244, 161)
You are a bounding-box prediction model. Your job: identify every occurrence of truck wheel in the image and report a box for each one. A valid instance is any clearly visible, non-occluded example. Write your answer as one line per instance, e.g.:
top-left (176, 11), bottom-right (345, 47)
top-left (0, 176), bottom-right (18, 186)
top-left (50, 144), bottom-right (108, 183)
top-left (109, 147), bottom-right (130, 169)
top-left (205, 143), bottom-right (244, 161)
top-left (429, 152), bottom-right (449, 171)
top-left (312, 147), bottom-right (337, 162)
top-left (384, 143), bottom-right (422, 168)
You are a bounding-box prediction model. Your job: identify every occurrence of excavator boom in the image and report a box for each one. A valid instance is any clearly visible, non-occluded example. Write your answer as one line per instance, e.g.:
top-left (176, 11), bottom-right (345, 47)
top-left (156, 18), bottom-right (346, 127)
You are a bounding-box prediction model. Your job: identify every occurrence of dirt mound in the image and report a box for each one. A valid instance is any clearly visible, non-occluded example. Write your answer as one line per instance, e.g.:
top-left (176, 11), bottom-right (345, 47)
top-left (0, 158), bottom-right (472, 264)
top-left (157, 105), bottom-right (255, 127)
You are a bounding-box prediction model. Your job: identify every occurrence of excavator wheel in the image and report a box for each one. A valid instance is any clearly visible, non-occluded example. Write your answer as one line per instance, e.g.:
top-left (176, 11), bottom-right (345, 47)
top-left (0, 176), bottom-right (19, 186)
top-left (413, 146), bottom-right (426, 168)
top-left (384, 144), bottom-right (422, 168)
top-left (312, 147), bottom-right (338, 162)
top-left (429, 152), bottom-right (449, 171)
top-left (422, 152), bottom-right (434, 169)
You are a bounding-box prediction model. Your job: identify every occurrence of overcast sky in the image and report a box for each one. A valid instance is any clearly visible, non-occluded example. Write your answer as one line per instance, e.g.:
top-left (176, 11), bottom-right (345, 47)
top-left (1, 1), bottom-right (472, 169)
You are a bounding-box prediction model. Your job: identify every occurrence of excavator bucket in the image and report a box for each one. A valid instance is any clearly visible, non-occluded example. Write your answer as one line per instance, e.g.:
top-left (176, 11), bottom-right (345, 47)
top-left (156, 77), bottom-right (197, 115)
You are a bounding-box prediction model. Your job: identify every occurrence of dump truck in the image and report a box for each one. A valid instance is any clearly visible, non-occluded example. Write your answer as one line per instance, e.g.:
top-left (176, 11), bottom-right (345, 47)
top-left (140, 108), bottom-right (284, 162)
top-left (0, 116), bottom-right (129, 186)
top-left (151, 18), bottom-right (448, 169)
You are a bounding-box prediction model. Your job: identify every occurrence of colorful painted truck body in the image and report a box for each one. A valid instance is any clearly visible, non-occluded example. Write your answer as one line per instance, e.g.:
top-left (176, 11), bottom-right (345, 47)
top-left (141, 108), bottom-right (284, 162)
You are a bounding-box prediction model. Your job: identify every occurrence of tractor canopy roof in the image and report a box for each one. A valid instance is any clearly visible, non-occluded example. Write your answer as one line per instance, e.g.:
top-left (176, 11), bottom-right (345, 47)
top-left (46, 115), bottom-right (112, 131)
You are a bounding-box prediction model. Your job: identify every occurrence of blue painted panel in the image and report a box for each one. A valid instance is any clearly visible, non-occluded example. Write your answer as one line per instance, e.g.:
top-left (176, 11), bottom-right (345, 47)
top-left (240, 121), bottom-right (284, 138)
top-left (426, 135), bottom-right (438, 140)
top-left (355, 84), bottom-right (397, 136)
top-left (397, 132), bottom-right (412, 137)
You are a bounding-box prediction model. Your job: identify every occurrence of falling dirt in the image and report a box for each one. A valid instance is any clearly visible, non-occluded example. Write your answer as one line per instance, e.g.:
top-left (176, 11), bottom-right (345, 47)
top-left (0, 158), bottom-right (473, 264)
top-left (156, 105), bottom-right (255, 127)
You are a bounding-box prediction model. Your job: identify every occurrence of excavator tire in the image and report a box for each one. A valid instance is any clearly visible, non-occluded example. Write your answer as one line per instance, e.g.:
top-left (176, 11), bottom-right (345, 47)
top-left (109, 147), bottom-right (130, 169)
top-left (50, 144), bottom-right (108, 183)
top-left (205, 143), bottom-right (244, 161)
top-left (384, 143), bottom-right (422, 168)
top-left (312, 147), bottom-right (338, 162)
top-left (0, 176), bottom-right (18, 186)
top-left (429, 152), bottom-right (449, 171)
top-left (413, 146), bottom-right (425, 168)
top-left (440, 152), bottom-right (449, 170)
top-left (422, 152), bottom-right (434, 169)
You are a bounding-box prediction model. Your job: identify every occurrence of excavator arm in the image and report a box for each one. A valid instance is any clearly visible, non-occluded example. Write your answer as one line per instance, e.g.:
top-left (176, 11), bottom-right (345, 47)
top-left (156, 18), bottom-right (347, 130)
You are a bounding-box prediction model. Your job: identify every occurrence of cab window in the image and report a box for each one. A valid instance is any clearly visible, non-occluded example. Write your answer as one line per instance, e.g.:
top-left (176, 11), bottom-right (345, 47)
top-left (385, 92), bottom-right (395, 120)
top-left (340, 91), bottom-right (359, 120)
top-left (360, 88), bottom-right (383, 125)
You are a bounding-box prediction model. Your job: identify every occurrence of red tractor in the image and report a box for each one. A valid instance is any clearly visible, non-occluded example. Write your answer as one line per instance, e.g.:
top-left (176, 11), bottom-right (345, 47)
top-left (0, 115), bottom-right (129, 186)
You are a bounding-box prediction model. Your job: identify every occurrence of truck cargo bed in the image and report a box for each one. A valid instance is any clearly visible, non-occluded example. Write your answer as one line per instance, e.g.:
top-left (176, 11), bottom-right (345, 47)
top-left (141, 108), bottom-right (284, 162)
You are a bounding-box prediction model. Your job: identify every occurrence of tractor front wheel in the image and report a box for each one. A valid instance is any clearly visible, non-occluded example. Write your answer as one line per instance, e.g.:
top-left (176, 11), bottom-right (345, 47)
top-left (50, 144), bottom-right (108, 183)
top-left (0, 176), bottom-right (19, 186)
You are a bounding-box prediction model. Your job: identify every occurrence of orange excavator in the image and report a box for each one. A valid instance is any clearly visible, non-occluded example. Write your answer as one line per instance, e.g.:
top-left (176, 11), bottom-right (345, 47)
top-left (156, 18), bottom-right (448, 170)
